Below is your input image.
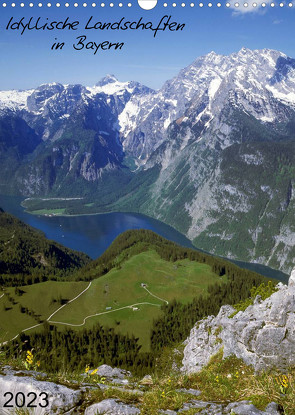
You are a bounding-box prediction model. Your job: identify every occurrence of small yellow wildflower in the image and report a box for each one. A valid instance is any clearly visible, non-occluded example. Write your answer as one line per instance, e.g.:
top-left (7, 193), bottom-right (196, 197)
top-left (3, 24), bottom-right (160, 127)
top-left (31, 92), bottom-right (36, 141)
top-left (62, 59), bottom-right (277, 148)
top-left (91, 368), bottom-right (98, 376)
top-left (85, 365), bottom-right (90, 374)
top-left (26, 351), bottom-right (34, 365)
top-left (276, 374), bottom-right (289, 394)
top-left (25, 350), bottom-right (34, 369)
top-left (161, 390), bottom-right (165, 398)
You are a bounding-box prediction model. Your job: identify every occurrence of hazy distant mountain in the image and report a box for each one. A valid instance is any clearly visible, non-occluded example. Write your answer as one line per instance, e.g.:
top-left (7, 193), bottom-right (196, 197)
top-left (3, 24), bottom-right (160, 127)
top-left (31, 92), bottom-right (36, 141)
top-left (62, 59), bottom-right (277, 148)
top-left (2, 48), bottom-right (295, 272)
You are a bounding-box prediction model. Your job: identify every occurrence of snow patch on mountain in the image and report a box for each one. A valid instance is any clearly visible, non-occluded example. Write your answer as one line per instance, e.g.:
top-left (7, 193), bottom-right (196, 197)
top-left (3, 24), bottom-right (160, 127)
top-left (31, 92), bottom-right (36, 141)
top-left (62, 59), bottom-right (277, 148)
top-left (118, 99), bottom-right (142, 137)
top-left (117, 48), bottom-right (295, 163)
top-left (88, 80), bottom-right (133, 96)
top-left (266, 85), bottom-right (295, 105)
top-left (208, 77), bottom-right (222, 101)
top-left (0, 89), bottom-right (33, 111)
top-left (242, 153), bottom-right (264, 165)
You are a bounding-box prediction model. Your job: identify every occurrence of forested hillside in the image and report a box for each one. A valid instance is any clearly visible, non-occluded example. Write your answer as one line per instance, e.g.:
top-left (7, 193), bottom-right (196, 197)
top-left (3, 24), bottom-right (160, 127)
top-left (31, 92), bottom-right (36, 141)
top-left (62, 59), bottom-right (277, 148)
top-left (73, 228), bottom-right (269, 283)
top-left (2, 228), bottom-right (274, 376)
top-left (0, 209), bottom-right (90, 286)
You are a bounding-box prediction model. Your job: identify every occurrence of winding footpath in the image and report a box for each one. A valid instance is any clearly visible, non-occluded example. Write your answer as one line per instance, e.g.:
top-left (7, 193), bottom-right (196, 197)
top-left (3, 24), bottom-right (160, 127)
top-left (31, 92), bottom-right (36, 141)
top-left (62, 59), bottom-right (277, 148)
top-left (1, 282), bottom-right (169, 344)
top-left (47, 281), bottom-right (92, 321)
top-left (0, 282), bottom-right (92, 346)
top-left (48, 284), bottom-right (169, 327)
top-left (49, 302), bottom-right (162, 327)
top-left (142, 286), bottom-right (169, 305)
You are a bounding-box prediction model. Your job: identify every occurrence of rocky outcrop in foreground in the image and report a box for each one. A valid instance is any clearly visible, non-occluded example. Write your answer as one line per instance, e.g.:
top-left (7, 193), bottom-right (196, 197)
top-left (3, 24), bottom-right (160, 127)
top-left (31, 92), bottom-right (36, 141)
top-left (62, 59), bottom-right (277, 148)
top-left (0, 366), bottom-right (281, 414)
top-left (0, 365), bottom-right (139, 415)
top-left (160, 400), bottom-right (281, 415)
top-left (182, 270), bottom-right (295, 374)
top-left (3, 272), bottom-right (293, 414)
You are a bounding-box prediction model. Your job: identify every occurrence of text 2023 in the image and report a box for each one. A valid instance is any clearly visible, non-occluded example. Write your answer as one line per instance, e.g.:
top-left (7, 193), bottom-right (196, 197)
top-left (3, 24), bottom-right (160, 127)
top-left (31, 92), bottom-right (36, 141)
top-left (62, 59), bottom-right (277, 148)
top-left (3, 392), bottom-right (49, 408)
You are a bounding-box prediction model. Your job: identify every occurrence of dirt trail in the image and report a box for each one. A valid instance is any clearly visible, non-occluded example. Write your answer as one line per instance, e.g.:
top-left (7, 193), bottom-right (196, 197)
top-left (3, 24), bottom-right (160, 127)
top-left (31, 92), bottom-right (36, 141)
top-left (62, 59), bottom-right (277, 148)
top-left (1, 282), bottom-right (170, 343)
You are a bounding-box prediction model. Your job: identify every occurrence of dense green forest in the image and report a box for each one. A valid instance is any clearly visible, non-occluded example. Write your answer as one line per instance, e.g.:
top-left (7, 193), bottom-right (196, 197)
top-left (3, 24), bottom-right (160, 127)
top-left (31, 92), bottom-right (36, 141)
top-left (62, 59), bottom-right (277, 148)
top-left (72, 228), bottom-right (267, 284)
top-left (2, 227), bottom-right (272, 375)
top-left (1, 213), bottom-right (276, 375)
top-left (0, 209), bottom-right (90, 286)
top-left (4, 323), bottom-right (154, 375)
top-left (3, 270), bottom-right (271, 375)
top-left (0, 209), bottom-right (275, 288)
top-left (150, 274), bottom-right (269, 351)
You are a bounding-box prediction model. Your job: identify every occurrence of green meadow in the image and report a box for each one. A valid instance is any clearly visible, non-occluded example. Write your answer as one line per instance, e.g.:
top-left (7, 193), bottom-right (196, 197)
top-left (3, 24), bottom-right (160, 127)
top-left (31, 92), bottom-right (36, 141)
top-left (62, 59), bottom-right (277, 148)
top-left (0, 251), bottom-right (226, 350)
top-left (0, 281), bottom-right (87, 342)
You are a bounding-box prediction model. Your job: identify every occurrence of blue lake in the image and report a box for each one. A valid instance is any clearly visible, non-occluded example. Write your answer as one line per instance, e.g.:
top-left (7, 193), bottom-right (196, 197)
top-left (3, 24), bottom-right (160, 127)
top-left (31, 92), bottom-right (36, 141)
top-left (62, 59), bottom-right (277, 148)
top-left (0, 195), bottom-right (195, 259)
top-left (0, 195), bottom-right (288, 282)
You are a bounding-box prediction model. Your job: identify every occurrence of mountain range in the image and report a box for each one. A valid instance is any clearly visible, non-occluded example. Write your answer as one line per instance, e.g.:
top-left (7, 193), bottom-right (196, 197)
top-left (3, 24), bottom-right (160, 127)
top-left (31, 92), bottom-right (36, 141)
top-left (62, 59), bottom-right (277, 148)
top-left (2, 47), bottom-right (295, 273)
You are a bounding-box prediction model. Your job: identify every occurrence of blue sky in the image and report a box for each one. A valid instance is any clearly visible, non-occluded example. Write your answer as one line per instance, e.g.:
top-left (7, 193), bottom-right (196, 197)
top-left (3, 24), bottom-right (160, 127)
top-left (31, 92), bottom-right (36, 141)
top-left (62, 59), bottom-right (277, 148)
top-left (0, 3), bottom-right (294, 90)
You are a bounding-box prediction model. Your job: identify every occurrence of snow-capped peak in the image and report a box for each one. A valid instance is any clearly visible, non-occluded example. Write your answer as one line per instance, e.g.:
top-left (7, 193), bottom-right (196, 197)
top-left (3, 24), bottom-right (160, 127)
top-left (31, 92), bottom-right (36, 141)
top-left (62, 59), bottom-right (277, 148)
top-left (96, 74), bottom-right (118, 87)
top-left (88, 76), bottom-right (152, 98)
top-left (0, 89), bottom-right (34, 111)
top-left (1, 48), bottom-right (295, 162)
top-left (117, 48), bottom-right (295, 162)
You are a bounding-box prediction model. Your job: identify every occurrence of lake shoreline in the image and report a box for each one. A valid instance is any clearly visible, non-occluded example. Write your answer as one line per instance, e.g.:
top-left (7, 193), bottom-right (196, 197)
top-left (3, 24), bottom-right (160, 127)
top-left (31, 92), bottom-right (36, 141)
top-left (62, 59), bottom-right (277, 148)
top-left (0, 194), bottom-right (289, 283)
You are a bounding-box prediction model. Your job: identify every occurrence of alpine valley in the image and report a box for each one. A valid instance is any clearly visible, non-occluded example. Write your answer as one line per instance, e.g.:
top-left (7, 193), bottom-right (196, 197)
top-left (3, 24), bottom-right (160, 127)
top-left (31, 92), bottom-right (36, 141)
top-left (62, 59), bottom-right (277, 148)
top-left (2, 47), bottom-right (295, 273)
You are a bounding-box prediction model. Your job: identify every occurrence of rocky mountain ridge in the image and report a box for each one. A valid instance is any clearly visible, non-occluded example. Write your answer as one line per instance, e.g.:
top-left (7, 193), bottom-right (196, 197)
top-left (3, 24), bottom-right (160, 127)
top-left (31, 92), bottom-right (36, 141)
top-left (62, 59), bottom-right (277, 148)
top-left (3, 48), bottom-right (295, 162)
top-left (2, 48), bottom-right (295, 272)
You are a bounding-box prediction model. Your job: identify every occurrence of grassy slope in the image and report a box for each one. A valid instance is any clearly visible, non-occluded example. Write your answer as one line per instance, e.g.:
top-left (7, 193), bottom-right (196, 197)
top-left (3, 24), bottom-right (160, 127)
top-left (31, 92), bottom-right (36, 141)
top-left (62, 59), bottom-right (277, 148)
top-left (0, 251), bottom-right (225, 350)
top-left (0, 281), bottom-right (87, 341)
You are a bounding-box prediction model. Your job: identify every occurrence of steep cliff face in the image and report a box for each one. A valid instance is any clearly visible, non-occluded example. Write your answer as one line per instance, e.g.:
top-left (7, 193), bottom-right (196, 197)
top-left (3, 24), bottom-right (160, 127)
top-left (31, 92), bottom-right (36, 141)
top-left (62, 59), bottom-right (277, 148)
top-left (182, 269), bottom-right (295, 374)
top-left (2, 49), bottom-right (295, 271)
top-left (132, 49), bottom-right (295, 273)
top-left (120, 48), bottom-right (295, 163)
top-left (0, 77), bottom-right (152, 196)
top-left (15, 98), bottom-right (128, 195)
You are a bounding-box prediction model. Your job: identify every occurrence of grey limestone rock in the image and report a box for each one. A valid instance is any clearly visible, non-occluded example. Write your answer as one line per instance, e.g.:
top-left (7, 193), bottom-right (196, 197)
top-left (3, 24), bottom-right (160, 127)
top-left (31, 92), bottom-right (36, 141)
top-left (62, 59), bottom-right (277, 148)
top-left (0, 367), bottom-right (282, 415)
top-left (171, 400), bottom-right (281, 414)
top-left (0, 371), bottom-right (83, 414)
top-left (264, 402), bottom-right (284, 415)
top-left (84, 399), bottom-right (140, 415)
top-left (139, 374), bottom-right (153, 385)
top-left (181, 305), bottom-right (235, 373)
top-left (182, 271), bottom-right (295, 374)
top-left (224, 400), bottom-right (281, 414)
top-left (91, 364), bottom-right (131, 380)
top-left (178, 400), bottom-right (225, 414)
top-left (288, 267), bottom-right (295, 287)
top-left (176, 388), bottom-right (201, 397)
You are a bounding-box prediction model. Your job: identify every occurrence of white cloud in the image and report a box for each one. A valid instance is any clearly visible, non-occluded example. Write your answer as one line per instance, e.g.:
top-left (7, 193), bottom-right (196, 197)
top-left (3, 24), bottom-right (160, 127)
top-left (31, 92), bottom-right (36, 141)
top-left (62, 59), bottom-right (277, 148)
top-left (230, 0), bottom-right (272, 15)
top-left (273, 19), bottom-right (283, 24)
